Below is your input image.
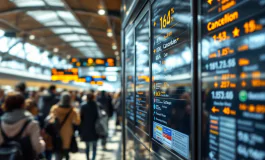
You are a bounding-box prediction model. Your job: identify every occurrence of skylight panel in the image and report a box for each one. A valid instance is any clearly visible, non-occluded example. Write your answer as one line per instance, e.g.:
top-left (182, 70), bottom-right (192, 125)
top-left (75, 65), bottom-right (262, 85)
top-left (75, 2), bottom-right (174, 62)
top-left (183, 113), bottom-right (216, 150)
top-left (66, 21), bottom-right (81, 26)
top-left (70, 42), bottom-right (87, 47)
top-left (86, 42), bottom-right (97, 47)
top-left (45, 0), bottom-right (65, 7)
top-left (57, 11), bottom-right (75, 20)
top-left (78, 47), bottom-right (103, 57)
top-left (44, 21), bottom-right (65, 26)
top-left (11, 0), bottom-right (45, 7)
top-left (57, 11), bottom-right (81, 26)
top-left (73, 28), bottom-right (87, 34)
top-left (80, 35), bottom-right (93, 41)
top-left (27, 11), bottom-right (58, 23)
top-left (60, 34), bottom-right (80, 41)
top-left (52, 28), bottom-right (73, 34)
top-left (78, 47), bottom-right (90, 52)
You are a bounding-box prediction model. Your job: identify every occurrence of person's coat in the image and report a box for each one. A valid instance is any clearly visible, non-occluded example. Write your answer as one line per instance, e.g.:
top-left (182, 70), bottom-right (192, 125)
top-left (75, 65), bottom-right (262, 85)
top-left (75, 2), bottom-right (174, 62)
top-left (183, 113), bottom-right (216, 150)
top-left (97, 95), bottom-right (114, 117)
top-left (49, 105), bottom-right (80, 149)
top-left (80, 101), bottom-right (99, 142)
top-left (0, 109), bottom-right (45, 154)
top-left (39, 92), bottom-right (59, 119)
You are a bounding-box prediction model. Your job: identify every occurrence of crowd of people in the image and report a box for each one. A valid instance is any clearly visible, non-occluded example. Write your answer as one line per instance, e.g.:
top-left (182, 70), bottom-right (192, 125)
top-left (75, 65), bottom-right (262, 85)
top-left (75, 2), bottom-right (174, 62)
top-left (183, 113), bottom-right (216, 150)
top-left (0, 82), bottom-right (122, 160)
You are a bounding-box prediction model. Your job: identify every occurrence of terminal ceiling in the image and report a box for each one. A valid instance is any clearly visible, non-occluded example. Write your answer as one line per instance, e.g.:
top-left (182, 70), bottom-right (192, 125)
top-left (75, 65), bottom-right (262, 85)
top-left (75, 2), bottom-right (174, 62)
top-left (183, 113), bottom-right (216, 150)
top-left (0, 0), bottom-right (121, 59)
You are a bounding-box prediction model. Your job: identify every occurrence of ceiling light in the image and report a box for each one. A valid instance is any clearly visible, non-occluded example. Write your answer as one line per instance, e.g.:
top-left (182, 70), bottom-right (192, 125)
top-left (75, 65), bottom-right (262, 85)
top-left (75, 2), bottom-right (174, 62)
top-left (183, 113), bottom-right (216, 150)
top-left (53, 48), bottom-right (59, 52)
top-left (107, 28), bottom-right (113, 37)
top-left (116, 56), bottom-right (120, 60)
top-left (112, 43), bottom-right (117, 50)
top-left (67, 55), bottom-right (71, 59)
top-left (98, 9), bottom-right (106, 15)
top-left (29, 35), bottom-right (35, 40)
top-left (115, 51), bottom-right (119, 56)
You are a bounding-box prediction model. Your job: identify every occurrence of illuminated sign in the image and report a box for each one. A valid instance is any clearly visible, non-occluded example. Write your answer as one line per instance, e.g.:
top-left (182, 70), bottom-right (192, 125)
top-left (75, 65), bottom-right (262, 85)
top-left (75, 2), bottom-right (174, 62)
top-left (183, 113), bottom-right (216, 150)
top-left (201, 0), bottom-right (265, 160)
top-left (51, 68), bottom-right (85, 83)
top-left (207, 11), bottom-right (239, 31)
top-left (84, 75), bottom-right (106, 82)
top-left (151, 0), bottom-right (192, 159)
top-left (90, 81), bottom-right (104, 86)
top-left (70, 58), bottom-right (116, 67)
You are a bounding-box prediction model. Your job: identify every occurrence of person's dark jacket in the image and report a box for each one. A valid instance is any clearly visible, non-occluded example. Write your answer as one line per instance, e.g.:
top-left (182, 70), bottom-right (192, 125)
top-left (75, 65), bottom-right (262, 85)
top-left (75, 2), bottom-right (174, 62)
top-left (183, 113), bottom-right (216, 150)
top-left (80, 101), bottom-right (99, 142)
top-left (0, 97), bottom-right (4, 116)
top-left (97, 95), bottom-right (113, 117)
top-left (38, 92), bottom-right (59, 127)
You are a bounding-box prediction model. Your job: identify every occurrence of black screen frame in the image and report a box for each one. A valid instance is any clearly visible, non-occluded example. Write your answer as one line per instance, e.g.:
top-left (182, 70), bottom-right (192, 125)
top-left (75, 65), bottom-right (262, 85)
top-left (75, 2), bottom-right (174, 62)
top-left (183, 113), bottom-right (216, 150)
top-left (134, 3), bottom-right (151, 149)
top-left (149, 0), bottom-right (196, 159)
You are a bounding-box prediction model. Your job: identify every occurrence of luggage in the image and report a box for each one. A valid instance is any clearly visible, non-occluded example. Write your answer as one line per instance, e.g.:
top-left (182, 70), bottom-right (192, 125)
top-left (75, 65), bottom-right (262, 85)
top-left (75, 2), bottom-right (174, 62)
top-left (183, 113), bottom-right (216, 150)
top-left (0, 119), bottom-right (36, 160)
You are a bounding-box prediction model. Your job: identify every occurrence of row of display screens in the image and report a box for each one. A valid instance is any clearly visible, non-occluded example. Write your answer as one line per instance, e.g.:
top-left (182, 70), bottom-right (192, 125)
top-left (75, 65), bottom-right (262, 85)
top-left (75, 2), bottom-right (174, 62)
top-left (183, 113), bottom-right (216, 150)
top-left (124, 0), bottom-right (265, 159)
top-left (51, 68), bottom-right (107, 85)
top-left (70, 57), bottom-right (116, 67)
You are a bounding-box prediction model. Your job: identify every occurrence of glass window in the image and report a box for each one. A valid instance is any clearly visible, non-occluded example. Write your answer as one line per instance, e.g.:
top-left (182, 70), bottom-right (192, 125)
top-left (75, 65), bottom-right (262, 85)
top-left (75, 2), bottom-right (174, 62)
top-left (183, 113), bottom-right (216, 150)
top-left (28, 66), bottom-right (42, 74)
top-left (0, 37), bottom-right (10, 53)
top-left (135, 12), bottom-right (150, 144)
top-left (25, 43), bottom-right (41, 63)
top-left (9, 43), bottom-right (26, 59)
top-left (200, 1), bottom-right (265, 160)
top-left (125, 28), bottom-right (135, 129)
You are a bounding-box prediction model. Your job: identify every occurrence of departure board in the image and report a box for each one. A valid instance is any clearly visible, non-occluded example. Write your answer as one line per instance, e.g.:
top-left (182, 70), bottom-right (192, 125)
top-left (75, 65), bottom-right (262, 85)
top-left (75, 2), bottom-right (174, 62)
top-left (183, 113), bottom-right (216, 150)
top-left (71, 58), bottom-right (116, 67)
top-left (125, 29), bottom-right (135, 127)
top-left (200, 1), bottom-right (265, 160)
top-left (135, 13), bottom-right (150, 137)
top-left (51, 68), bottom-right (85, 83)
top-left (151, 0), bottom-right (192, 159)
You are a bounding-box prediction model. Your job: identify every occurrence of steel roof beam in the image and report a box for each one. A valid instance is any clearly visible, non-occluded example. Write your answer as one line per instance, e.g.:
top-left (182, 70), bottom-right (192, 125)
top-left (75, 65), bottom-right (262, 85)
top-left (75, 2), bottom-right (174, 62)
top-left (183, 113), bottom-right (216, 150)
top-left (0, 7), bottom-right (120, 19)
top-left (24, 26), bottom-right (113, 33)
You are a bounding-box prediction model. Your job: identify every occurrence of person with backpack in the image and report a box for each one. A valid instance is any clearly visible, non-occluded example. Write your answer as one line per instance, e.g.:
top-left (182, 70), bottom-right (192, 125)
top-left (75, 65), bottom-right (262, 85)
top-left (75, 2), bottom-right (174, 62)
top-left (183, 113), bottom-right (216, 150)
top-left (48, 92), bottom-right (80, 160)
top-left (80, 92), bottom-right (100, 160)
top-left (0, 91), bottom-right (45, 160)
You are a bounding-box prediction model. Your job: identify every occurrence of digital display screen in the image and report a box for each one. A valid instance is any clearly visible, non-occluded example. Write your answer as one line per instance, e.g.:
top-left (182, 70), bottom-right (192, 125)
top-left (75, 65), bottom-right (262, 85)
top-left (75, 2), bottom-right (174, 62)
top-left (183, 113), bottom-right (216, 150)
top-left (135, 12), bottom-right (150, 138)
top-left (125, 29), bottom-right (135, 127)
top-left (84, 75), bottom-right (106, 82)
top-left (71, 58), bottom-right (116, 67)
top-left (200, 1), bottom-right (265, 160)
top-left (51, 68), bottom-right (86, 83)
top-left (151, 0), bottom-right (192, 159)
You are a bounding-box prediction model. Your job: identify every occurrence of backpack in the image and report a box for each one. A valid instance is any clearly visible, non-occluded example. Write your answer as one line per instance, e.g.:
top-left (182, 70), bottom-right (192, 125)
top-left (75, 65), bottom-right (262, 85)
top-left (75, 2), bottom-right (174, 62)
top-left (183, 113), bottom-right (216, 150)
top-left (44, 109), bottom-right (72, 152)
top-left (0, 119), bottom-right (36, 160)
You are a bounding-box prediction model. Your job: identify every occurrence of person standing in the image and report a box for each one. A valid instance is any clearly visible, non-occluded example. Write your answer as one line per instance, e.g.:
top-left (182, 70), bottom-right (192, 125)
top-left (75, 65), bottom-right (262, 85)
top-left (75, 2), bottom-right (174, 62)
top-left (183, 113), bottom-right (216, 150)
top-left (80, 92), bottom-right (99, 160)
top-left (49, 92), bottom-right (80, 160)
top-left (0, 89), bottom-right (5, 116)
top-left (113, 91), bottom-right (122, 128)
top-left (0, 92), bottom-right (45, 158)
top-left (39, 85), bottom-right (59, 125)
top-left (38, 85), bottom-right (59, 160)
top-left (15, 82), bottom-right (29, 99)
top-left (97, 91), bottom-right (113, 150)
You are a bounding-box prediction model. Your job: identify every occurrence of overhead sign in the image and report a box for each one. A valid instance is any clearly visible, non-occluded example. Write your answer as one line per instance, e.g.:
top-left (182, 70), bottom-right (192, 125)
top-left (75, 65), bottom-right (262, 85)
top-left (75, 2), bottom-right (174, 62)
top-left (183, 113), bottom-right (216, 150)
top-left (85, 75), bottom-right (106, 82)
top-left (51, 68), bottom-right (86, 83)
top-left (200, 0), bottom-right (265, 160)
top-left (70, 58), bottom-right (116, 67)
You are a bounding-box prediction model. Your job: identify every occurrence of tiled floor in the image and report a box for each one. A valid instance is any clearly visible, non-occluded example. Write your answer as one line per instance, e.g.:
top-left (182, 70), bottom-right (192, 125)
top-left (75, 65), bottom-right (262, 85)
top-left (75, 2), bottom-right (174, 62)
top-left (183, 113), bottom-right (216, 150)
top-left (69, 118), bottom-right (122, 160)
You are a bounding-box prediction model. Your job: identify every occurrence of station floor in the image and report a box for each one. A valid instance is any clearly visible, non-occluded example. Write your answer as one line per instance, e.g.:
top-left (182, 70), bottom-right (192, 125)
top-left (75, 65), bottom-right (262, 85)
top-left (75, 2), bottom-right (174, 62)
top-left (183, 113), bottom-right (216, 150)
top-left (69, 117), bottom-right (122, 160)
